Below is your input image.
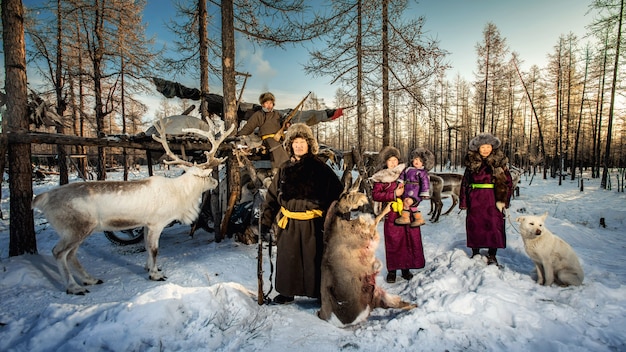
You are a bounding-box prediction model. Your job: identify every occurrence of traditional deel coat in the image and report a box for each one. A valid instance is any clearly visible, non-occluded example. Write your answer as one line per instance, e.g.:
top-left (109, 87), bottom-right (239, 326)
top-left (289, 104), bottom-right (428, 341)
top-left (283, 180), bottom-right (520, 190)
top-left (398, 167), bottom-right (430, 205)
top-left (236, 109), bottom-right (289, 168)
top-left (459, 148), bottom-right (513, 249)
top-left (261, 153), bottom-right (343, 298)
top-left (371, 147), bottom-right (425, 271)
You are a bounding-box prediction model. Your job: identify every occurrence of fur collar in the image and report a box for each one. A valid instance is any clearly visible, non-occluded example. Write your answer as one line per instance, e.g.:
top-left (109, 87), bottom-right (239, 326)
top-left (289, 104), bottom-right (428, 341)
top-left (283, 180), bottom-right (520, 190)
top-left (279, 154), bottom-right (327, 201)
top-left (464, 149), bottom-right (510, 204)
top-left (464, 149), bottom-right (508, 173)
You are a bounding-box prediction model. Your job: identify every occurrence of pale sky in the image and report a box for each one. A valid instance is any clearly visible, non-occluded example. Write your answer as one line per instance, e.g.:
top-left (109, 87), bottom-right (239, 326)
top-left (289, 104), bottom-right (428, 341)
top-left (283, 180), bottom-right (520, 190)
top-left (19, 0), bottom-right (596, 114)
top-left (220, 0), bottom-right (594, 109)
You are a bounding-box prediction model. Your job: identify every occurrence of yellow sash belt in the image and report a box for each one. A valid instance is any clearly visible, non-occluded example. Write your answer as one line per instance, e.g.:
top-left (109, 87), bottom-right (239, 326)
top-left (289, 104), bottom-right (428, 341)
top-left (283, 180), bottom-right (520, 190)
top-left (470, 183), bottom-right (494, 189)
top-left (261, 134), bottom-right (275, 140)
top-left (277, 206), bottom-right (323, 229)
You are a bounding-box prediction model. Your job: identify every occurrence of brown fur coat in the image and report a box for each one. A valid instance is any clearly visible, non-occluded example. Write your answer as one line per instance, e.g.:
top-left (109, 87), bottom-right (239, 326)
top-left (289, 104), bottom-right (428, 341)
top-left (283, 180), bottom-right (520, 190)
top-left (464, 149), bottom-right (510, 205)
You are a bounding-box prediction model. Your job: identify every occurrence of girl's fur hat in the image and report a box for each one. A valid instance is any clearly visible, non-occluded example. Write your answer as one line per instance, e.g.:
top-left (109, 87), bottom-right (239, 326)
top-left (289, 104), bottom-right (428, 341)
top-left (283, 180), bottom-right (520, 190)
top-left (284, 123), bottom-right (319, 155)
top-left (375, 146), bottom-right (402, 171)
top-left (409, 147), bottom-right (435, 171)
top-left (469, 133), bottom-right (501, 152)
top-left (259, 92), bottom-right (275, 104)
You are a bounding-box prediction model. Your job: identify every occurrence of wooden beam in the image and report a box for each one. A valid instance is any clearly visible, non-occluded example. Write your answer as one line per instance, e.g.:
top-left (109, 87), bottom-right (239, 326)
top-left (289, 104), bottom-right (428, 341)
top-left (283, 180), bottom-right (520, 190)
top-left (3, 131), bottom-right (218, 152)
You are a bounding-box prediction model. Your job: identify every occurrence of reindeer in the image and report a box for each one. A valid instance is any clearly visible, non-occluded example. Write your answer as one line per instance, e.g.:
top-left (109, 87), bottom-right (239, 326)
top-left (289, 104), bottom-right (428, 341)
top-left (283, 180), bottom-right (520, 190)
top-left (509, 166), bottom-right (522, 198)
top-left (429, 173), bottom-right (463, 222)
top-left (32, 119), bottom-right (234, 294)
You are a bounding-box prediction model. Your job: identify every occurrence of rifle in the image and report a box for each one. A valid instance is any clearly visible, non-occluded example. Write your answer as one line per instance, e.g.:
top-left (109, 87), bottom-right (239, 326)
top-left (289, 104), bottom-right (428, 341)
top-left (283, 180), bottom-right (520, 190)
top-left (273, 91), bottom-right (312, 141)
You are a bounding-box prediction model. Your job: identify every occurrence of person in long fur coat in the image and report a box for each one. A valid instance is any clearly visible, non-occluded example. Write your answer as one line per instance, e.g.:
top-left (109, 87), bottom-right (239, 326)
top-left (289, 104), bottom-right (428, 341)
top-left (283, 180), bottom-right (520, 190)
top-left (261, 123), bottom-right (343, 304)
top-left (459, 133), bottom-right (513, 266)
top-left (370, 146), bottom-right (426, 283)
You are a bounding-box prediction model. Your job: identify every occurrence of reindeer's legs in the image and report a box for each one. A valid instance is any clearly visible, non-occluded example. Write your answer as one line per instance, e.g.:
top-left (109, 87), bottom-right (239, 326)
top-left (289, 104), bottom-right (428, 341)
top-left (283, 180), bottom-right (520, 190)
top-left (373, 286), bottom-right (417, 310)
top-left (144, 226), bottom-right (166, 281)
top-left (53, 233), bottom-right (91, 295)
top-left (431, 199), bottom-right (443, 222)
top-left (442, 194), bottom-right (459, 216)
top-left (67, 240), bottom-right (103, 287)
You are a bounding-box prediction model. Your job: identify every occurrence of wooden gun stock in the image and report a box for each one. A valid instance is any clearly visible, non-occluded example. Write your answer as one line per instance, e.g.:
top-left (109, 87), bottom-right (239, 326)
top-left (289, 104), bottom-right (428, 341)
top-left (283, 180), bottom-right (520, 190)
top-left (273, 91), bottom-right (312, 141)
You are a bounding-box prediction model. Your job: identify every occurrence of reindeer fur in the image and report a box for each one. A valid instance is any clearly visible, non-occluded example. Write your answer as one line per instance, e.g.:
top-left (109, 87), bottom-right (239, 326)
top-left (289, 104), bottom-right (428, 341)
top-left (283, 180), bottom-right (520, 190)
top-left (318, 176), bottom-right (416, 326)
top-left (32, 166), bottom-right (217, 295)
top-left (429, 173), bottom-right (462, 222)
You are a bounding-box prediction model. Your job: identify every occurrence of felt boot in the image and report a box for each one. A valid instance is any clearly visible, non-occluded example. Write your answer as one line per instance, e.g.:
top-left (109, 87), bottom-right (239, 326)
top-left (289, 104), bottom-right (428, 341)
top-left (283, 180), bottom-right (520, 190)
top-left (386, 271), bottom-right (397, 283)
top-left (273, 294), bottom-right (294, 304)
top-left (487, 255), bottom-right (499, 266)
top-left (394, 210), bottom-right (411, 225)
top-left (410, 211), bottom-right (425, 227)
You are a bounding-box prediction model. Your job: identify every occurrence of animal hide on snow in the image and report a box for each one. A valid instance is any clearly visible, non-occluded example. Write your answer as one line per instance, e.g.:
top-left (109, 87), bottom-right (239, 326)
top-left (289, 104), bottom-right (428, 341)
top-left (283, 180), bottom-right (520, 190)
top-left (318, 176), bottom-right (415, 327)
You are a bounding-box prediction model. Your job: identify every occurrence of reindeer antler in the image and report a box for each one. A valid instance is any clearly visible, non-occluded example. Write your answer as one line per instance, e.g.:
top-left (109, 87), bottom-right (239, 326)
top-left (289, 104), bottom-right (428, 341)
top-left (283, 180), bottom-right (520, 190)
top-left (152, 119), bottom-right (194, 167)
top-left (151, 118), bottom-right (235, 168)
top-left (181, 123), bottom-right (235, 168)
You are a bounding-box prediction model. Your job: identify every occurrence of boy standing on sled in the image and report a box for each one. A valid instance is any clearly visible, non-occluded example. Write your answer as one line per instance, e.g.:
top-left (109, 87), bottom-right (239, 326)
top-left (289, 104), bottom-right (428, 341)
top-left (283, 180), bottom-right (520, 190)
top-left (395, 147), bottom-right (434, 227)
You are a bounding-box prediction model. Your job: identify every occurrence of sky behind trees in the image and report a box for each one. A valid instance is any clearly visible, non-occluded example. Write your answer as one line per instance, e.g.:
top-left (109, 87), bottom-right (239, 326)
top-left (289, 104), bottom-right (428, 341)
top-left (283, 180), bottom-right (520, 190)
top-left (162, 0), bottom-right (592, 109)
top-left (18, 0), bottom-right (593, 114)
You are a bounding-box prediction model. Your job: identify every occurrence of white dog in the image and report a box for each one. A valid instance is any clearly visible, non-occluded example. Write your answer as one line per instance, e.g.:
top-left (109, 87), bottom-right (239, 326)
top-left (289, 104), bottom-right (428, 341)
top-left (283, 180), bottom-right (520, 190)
top-left (516, 212), bottom-right (584, 286)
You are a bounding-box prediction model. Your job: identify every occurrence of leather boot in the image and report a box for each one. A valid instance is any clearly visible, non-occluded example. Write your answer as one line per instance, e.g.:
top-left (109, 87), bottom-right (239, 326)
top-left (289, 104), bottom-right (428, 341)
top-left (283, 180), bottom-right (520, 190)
top-left (394, 210), bottom-right (411, 225)
top-left (410, 211), bottom-right (425, 227)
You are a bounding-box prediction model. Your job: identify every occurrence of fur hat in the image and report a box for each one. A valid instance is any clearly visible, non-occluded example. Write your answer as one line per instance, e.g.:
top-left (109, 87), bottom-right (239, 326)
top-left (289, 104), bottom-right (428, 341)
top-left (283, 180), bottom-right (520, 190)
top-left (409, 147), bottom-right (435, 171)
top-left (376, 146), bottom-right (402, 171)
top-left (469, 133), bottom-right (501, 152)
top-left (284, 123), bottom-right (319, 155)
top-left (259, 92), bottom-right (275, 105)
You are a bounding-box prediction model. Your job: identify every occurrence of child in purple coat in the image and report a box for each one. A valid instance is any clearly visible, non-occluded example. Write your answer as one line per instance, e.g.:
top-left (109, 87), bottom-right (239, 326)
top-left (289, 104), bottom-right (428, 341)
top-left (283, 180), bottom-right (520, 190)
top-left (395, 147), bottom-right (434, 227)
top-left (371, 146), bottom-right (425, 283)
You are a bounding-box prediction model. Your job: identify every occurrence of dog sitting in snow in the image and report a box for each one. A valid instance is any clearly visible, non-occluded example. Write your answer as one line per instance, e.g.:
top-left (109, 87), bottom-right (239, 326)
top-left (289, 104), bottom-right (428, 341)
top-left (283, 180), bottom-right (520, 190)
top-left (516, 212), bottom-right (584, 286)
top-left (318, 174), bottom-right (416, 326)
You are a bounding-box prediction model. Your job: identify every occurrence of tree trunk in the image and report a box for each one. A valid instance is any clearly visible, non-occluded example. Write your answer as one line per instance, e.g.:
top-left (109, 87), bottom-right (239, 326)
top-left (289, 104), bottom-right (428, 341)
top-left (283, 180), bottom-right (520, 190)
top-left (601, 0), bottom-right (623, 189)
top-left (222, 0), bottom-right (237, 131)
top-left (381, 0), bottom-right (390, 147)
top-left (572, 48), bottom-right (590, 181)
top-left (198, 0), bottom-right (209, 120)
top-left (356, 0), bottom-right (363, 151)
top-left (55, 0), bottom-right (68, 185)
top-left (220, 0), bottom-right (239, 241)
top-left (2, 0), bottom-right (37, 255)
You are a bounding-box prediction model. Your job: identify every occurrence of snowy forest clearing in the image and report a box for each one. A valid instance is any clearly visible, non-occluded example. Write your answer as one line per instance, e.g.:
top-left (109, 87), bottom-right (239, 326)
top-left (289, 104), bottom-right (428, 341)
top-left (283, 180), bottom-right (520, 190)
top-left (0, 167), bottom-right (625, 351)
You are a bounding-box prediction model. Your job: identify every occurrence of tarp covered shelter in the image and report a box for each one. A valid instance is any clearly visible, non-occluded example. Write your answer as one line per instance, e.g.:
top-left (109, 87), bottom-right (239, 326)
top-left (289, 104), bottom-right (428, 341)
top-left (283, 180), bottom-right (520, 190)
top-left (151, 77), bottom-right (344, 127)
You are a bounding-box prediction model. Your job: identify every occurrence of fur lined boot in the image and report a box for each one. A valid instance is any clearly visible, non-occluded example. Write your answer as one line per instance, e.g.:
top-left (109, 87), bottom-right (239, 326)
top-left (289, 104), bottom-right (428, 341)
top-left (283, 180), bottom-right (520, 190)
top-left (410, 211), bottom-right (425, 227)
top-left (395, 210), bottom-right (411, 225)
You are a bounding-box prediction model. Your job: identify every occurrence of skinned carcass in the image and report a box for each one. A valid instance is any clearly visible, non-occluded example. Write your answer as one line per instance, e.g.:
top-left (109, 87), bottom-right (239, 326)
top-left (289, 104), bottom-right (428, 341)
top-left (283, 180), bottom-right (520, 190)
top-left (318, 174), bottom-right (416, 327)
top-left (32, 119), bottom-right (233, 294)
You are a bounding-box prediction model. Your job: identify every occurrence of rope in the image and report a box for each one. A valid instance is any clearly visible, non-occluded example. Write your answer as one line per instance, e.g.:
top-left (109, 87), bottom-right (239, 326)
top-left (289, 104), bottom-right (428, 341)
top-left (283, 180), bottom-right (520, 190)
top-left (503, 209), bottom-right (521, 235)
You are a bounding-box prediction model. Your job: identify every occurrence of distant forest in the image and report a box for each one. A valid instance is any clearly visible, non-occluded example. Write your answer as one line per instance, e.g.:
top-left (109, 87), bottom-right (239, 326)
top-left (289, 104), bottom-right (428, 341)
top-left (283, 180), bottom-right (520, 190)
top-left (2, 0), bottom-right (625, 185)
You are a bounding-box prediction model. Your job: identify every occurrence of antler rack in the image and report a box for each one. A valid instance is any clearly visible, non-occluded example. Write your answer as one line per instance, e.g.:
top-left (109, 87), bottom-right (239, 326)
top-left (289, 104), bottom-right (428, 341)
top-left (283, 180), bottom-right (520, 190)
top-left (151, 118), bottom-right (235, 169)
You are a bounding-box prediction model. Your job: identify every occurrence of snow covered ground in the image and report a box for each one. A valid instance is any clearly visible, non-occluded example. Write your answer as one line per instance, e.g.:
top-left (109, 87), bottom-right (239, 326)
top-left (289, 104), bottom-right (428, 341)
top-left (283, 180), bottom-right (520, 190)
top-left (1, 167), bottom-right (625, 351)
